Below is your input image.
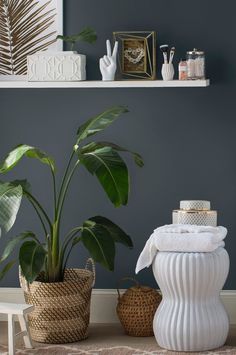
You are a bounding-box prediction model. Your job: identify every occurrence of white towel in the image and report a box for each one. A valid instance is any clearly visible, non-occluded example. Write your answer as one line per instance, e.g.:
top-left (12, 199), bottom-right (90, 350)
top-left (135, 224), bottom-right (227, 274)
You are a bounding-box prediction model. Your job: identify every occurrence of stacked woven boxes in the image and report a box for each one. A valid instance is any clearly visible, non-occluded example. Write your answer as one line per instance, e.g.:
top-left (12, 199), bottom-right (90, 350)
top-left (172, 200), bottom-right (217, 226)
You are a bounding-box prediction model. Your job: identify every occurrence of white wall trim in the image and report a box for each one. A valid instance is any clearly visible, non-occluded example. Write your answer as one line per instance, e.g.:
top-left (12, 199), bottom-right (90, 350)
top-left (0, 288), bottom-right (235, 324)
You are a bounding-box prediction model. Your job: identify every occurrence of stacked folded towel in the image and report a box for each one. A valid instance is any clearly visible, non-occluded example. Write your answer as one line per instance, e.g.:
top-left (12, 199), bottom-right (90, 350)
top-left (135, 224), bottom-right (227, 274)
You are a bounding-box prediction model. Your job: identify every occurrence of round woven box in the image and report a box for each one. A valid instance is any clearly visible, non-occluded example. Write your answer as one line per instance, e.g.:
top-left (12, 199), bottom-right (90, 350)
top-left (173, 210), bottom-right (217, 226)
top-left (19, 260), bottom-right (95, 344)
top-left (116, 278), bottom-right (162, 337)
top-left (173, 200), bottom-right (217, 226)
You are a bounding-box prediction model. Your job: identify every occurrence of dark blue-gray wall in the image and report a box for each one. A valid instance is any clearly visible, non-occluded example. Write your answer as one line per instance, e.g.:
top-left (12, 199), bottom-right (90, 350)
top-left (1, 0), bottom-right (236, 289)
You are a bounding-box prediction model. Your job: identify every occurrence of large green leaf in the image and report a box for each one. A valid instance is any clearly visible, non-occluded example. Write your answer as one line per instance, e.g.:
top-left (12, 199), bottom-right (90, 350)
top-left (57, 27), bottom-right (97, 46)
top-left (79, 146), bottom-right (129, 207)
top-left (0, 182), bottom-right (23, 232)
top-left (0, 260), bottom-right (16, 281)
top-left (80, 141), bottom-right (144, 167)
top-left (0, 231), bottom-right (37, 263)
top-left (19, 240), bottom-right (46, 283)
top-left (89, 216), bottom-right (133, 248)
top-left (76, 106), bottom-right (129, 144)
top-left (0, 144), bottom-right (55, 173)
top-left (81, 222), bottom-right (115, 271)
top-left (11, 179), bottom-right (31, 193)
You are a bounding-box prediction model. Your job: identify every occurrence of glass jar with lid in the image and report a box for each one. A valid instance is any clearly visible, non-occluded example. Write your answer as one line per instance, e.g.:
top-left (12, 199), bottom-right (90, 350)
top-left (186, 48), bottom-right (205, 80)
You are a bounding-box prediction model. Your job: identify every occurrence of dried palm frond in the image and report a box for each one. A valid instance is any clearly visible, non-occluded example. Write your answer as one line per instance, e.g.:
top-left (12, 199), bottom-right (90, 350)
top-left (0, 0), bottom-right (57, 75)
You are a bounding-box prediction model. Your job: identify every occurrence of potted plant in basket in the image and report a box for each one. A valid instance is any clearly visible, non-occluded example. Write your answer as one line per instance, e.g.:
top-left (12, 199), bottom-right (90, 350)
top-left (0, 106), bottom-right (143, 344)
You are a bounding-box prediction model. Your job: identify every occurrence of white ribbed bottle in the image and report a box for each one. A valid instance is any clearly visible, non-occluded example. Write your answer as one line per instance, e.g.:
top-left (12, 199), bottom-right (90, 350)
top-left (153, 247), bottom-right (229, 351)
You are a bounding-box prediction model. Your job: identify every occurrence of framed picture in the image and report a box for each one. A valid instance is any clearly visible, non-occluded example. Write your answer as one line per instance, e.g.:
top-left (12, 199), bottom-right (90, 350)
top-left (113, 31), bottom-right (156, 80)
top-left (46, 0), bottom-right (63, 52)
top-left (0, 0), bottom-right (63, 77)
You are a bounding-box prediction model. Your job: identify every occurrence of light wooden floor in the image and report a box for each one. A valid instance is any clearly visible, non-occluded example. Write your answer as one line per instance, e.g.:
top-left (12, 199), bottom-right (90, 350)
top-left (0, 322), bottom-right (236, 348)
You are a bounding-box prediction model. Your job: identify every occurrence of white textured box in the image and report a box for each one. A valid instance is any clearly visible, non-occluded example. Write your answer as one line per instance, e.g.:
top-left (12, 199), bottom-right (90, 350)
top-left (27, 51), bottom-right (86, 82)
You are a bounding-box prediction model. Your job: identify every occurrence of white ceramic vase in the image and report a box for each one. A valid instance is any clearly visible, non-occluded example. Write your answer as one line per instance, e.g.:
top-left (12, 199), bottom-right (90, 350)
top-left (161, 63), bottom-right (174, 81)
top-left (153, 247), bottom-right (229, 352)
top-left (27, 51), bottom-right (86, 81)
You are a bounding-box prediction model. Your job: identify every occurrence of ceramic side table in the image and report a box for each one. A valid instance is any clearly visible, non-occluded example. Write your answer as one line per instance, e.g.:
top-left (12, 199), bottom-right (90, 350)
top-left (153, 247), bottom-right (229, 352)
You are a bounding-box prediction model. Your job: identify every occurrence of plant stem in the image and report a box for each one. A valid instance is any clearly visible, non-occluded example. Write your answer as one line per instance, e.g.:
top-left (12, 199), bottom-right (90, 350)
top-left (57, 160), bottom-right (80, 228)
top-left (27, 198), bottom-right (48, 236)
top-left (48, 149), bottom-right (80, 281)
top-left (25, 191), bottom-right (52, 232)
top-left (63, 237), bottom-right (82, 273)
top-left (45, 234), bottom-right (51, 282)
top-left (51, 220), bottom-right (59, 270)
top-left (47, 151), bottom-right (78, 282)
top-left (51, 161), bottom-right (80, 279)
top-left (56, 151), bottom-right (75, 217)
top-left (63, 227), bottom-right (83, 248)
top-left (62, 245), bottom-right (73, 272)
top-left (51, 169), bottom-right (57, 219)
top-left (60, 227), bottom-right (82, 263)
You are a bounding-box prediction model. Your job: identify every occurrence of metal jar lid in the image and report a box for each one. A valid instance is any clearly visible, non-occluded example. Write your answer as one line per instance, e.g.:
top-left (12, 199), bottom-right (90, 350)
top-left (187, 48), bottom-right (204, 55)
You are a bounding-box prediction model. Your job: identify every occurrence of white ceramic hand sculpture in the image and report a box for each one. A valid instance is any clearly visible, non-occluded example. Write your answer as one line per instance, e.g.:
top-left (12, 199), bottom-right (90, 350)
top-left (100, 40), bottom-right (118, 81)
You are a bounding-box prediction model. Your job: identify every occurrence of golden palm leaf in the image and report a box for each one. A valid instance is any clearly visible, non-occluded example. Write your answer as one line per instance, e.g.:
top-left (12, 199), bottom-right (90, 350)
top-left (0, 0), bottom-right (57, 75)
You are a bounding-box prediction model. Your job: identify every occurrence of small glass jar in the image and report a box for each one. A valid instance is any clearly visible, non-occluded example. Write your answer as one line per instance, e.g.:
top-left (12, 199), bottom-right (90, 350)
top-left (186, 49), bottom-right (205, 80)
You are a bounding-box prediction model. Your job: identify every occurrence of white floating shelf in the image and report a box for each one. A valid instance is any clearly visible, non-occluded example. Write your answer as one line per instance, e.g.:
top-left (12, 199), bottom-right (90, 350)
top-left (0, 79), bottom-right (210, 89)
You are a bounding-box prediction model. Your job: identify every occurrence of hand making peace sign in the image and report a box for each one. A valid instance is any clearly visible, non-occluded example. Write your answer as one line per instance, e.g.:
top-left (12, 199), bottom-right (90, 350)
top-left (99, 40), bottom-right (118, 81)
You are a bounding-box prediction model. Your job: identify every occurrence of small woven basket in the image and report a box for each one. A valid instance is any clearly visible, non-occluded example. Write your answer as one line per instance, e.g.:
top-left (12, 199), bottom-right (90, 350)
top-left (19, 259), bottom-right (95, 344)
top-left (116, 278), bottom-right (162, 337)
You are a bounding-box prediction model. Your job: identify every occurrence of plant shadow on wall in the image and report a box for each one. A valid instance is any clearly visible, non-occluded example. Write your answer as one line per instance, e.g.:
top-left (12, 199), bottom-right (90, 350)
top-left (0, 106), bottom-right (144, 283)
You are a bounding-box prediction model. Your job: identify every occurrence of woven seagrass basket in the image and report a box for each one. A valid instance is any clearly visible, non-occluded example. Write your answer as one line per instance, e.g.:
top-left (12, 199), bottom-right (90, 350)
top-left (116, 278), bottom-right (162, 337)
top-left (19, 259), bottom-right (95, 344)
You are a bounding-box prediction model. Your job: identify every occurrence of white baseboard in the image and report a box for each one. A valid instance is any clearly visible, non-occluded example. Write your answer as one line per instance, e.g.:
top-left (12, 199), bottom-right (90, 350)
top-left (0, 288), bottom-right (235, 325)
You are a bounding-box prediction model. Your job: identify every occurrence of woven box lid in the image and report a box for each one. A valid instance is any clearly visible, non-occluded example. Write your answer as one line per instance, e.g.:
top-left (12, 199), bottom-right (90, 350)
top-left (173, 200), bottom-right (217, 226)
top-left (180, 200), bottom-right (210, 211)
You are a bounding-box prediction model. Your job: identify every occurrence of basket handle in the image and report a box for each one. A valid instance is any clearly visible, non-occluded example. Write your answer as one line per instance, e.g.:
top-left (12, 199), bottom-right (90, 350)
top-left (117, 277), bottom-right (140, 299)
top-left (85, 258), bottom-right (96, 287)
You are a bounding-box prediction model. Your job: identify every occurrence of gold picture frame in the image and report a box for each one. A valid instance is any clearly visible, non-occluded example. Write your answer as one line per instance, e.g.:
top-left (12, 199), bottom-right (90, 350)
top-left (113, 31), bottom-right (156, 80)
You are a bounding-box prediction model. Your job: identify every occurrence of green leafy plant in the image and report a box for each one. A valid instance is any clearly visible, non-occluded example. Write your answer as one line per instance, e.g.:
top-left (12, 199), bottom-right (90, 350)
top-left (57, 27), bottom-right (97, 51)
top-left (0, 107), bottom-right (143, 283)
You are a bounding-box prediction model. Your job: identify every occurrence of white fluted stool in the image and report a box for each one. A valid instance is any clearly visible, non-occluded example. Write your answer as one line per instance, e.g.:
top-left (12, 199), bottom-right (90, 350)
top-left (0, 303), bottom-right (34, 355)
top-left (153, 247), bottom-right (229, 352)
